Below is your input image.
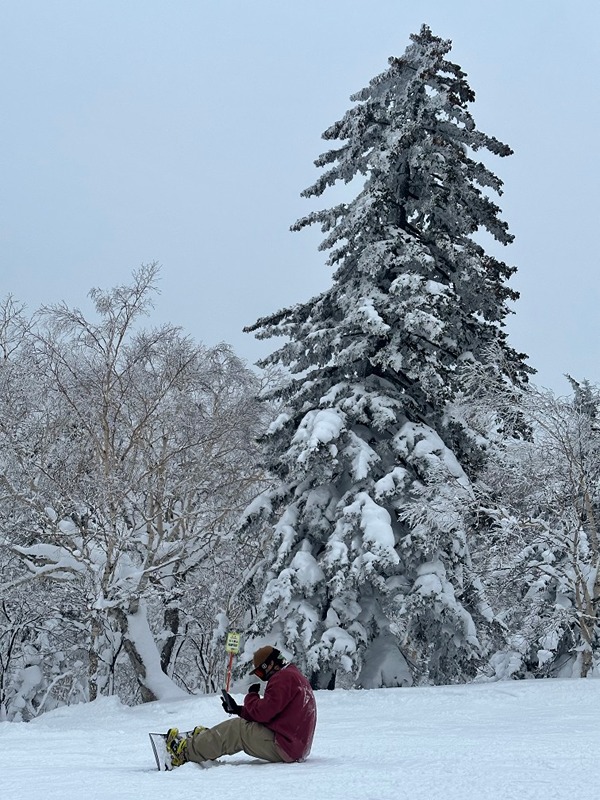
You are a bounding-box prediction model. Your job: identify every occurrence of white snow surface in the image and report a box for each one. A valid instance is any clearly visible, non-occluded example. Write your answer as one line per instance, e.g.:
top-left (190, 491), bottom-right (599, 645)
top-left (2, 679), bottom-right (598, 799)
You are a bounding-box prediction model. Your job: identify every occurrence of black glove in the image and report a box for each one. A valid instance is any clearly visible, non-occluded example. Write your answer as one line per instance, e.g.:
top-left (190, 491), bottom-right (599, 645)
top-left (221, 689), bottom-right (241, 716)
top-left (248, 683), bottom-right (261, 694)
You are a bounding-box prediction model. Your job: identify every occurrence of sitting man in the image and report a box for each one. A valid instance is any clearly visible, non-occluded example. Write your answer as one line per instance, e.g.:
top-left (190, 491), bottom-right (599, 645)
top-left (166, 646), bottom-right (317, 768)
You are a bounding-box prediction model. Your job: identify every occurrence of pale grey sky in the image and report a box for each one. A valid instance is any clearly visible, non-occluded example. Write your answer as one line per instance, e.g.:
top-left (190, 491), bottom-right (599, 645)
top-left (1, 1), bottom-right (599, 393)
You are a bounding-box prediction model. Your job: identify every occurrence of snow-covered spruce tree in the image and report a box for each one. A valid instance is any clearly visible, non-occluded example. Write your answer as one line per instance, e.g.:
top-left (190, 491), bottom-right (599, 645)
top-left (243, 25), bottom-right (531, 688)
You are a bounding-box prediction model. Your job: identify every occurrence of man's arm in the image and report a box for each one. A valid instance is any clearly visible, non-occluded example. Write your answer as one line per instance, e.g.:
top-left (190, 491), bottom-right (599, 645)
top-left (241, 674), bottom-right (294, 724)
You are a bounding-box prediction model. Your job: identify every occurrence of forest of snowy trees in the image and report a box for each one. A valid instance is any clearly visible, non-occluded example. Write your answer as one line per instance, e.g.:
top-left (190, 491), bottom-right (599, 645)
top-left (2, 25), bottom-right (600, 720)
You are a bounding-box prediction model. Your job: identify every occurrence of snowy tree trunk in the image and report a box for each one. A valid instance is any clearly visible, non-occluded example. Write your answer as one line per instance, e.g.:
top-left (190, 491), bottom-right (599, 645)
top-left (110, 602), bottom-right (188, 703)
top-left (160, 605), bottom-right (180, 677)
top-left (310, 668), bottom-right (336, 691)
top-left (88, 613), bottom-right (104, 703)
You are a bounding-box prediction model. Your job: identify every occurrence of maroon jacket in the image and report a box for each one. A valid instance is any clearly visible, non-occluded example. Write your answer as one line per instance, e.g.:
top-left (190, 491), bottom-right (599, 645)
top-left (240, 663), bottom-right (317, 761)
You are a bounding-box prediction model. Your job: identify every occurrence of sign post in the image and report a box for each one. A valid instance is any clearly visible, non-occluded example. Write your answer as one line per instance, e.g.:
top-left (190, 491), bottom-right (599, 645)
top-left (224, 632), bottom-right (241, 691)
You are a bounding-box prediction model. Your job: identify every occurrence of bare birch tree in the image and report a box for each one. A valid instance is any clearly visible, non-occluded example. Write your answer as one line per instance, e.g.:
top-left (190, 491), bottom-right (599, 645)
top-left (454, 362), bottom-right (600, 678)
top-left (0, 266), bottom-right (265, 705)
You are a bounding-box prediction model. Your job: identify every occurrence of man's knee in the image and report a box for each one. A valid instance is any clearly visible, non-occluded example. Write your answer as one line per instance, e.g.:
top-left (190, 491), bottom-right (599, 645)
top-left (239, 721), bottom-right (285, 763)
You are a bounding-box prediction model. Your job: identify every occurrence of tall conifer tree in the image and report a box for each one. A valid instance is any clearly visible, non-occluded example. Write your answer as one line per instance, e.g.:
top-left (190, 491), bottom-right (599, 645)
top-left (244, 25), bottom-right (531, 687)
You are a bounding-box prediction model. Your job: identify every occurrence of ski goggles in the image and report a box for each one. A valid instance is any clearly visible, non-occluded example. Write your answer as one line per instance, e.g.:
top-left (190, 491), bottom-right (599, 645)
top-left (250, 662), bottom-right (271, 681)
top-left (251, 665), bottom-right (267, 681)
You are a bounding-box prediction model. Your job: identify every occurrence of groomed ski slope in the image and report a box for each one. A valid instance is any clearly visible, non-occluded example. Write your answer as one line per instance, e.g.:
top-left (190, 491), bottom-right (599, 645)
top-left (2, 678), bottom-right (598, 800)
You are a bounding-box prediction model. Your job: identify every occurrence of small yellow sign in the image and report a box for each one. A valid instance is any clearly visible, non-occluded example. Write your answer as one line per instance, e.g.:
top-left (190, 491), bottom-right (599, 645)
top-left (225, 632), bottom-right (241, 654)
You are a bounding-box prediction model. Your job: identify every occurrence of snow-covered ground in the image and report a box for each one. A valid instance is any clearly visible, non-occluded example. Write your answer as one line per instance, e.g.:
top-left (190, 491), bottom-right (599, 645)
top-left (2, 678), bottom-right (597, 799)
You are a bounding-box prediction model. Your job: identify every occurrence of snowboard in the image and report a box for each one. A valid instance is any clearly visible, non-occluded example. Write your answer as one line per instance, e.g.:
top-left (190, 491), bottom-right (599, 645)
top-left (149, 732), bottom-right (172, 771)
top-left (149, 729), bottom-right (198, 771)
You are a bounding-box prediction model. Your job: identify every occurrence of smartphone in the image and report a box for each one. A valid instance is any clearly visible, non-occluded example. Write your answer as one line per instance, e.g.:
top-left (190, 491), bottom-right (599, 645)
top-left (221, 688), bottom-right (234, 712)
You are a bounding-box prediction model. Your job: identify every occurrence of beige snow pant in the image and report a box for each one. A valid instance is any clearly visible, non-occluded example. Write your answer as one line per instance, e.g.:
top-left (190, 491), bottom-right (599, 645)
top-left (186, 718), bottom-right (288, 764)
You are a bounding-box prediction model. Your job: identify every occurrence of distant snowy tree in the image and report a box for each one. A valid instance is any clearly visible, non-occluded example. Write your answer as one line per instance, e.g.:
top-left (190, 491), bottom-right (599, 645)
top-left (0, 268), bottom-right (265, 706)
top-left (470, 378), bottom-right (600, 680)
top-left (0, 594), bottom-right (86, 721)
top-left (243, 25), bottom-right (531, 687)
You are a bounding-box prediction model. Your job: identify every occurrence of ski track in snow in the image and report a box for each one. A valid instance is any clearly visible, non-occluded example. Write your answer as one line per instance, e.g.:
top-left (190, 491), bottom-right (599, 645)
top-left (1, 679), bottom-right (598, 799)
